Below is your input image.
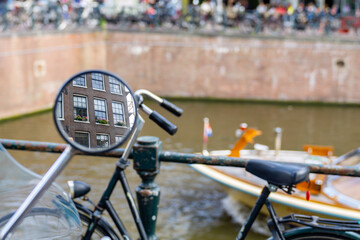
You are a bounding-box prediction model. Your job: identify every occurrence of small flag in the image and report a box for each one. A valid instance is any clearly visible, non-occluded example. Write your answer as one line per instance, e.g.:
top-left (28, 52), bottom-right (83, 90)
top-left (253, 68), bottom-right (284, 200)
top-left (203, 117), bottom-right (212, 144)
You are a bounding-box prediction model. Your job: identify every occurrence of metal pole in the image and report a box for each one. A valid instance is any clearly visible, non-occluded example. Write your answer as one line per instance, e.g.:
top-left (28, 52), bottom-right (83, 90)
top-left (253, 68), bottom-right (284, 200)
top-left (274, 127), bottom-right (282, 157)
top-left (133, 136), bottom-right (162, 240)
top-left (0, 146), bottom-right (75, 240)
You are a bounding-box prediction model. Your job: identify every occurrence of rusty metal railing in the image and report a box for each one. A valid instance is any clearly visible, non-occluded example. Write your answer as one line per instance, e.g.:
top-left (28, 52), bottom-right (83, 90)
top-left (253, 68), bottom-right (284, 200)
top-left (1, 138), bottom-right (360, 239)
top-left (1, 138), bottom-right (359, 177)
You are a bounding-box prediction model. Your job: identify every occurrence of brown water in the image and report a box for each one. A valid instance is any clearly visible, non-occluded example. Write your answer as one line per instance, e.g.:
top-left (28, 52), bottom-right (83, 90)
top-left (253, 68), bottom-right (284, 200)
top-left (0, 100), bottom-right (360, 240)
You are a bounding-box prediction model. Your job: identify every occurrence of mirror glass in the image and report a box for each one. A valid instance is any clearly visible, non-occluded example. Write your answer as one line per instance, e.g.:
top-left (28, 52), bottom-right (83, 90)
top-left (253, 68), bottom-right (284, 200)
top-left (53, 70), bottom-right (137, 153)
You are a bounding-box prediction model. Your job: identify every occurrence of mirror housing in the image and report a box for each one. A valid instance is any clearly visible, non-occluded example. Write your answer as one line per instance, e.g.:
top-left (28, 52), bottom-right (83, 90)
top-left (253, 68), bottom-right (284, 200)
top-left (53, 70), bottom-right (137, 154)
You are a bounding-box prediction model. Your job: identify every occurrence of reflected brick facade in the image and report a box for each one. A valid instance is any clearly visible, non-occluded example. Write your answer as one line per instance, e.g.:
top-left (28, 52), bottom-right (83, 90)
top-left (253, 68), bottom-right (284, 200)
top-left (59, 73), bottom-right (131, 148)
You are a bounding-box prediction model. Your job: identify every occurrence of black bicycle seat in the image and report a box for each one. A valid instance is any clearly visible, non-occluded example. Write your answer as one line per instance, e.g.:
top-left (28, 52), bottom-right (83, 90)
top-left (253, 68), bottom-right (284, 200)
top-left (245, 159), bottom-right (309, 186)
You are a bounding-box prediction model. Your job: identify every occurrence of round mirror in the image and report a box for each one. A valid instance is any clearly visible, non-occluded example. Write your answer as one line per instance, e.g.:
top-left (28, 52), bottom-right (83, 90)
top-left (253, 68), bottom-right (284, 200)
top-left (53, 70), bottom-right (138, 153)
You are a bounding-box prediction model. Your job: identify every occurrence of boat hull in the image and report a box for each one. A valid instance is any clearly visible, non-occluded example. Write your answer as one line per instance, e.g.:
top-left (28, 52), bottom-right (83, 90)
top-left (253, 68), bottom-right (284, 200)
top-left (191, 164), bottom-right (360, 220)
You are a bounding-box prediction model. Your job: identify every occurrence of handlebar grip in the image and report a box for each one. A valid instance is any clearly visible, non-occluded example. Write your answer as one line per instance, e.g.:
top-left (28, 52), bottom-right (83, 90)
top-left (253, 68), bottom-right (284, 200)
top-left (160, 99), bottom-right (183, 117)
top-left (149, 111), bottom-right (178, 135)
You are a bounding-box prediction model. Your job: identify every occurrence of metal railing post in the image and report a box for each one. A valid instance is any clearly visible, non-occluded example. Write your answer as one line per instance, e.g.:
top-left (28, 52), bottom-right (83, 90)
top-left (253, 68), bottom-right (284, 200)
top-left (133, 136), bottom-right (162, 240)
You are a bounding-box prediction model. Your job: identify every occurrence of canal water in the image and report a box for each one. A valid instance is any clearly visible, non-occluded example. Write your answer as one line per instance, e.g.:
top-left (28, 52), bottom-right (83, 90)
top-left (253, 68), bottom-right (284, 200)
top-left (0, 100), bottom-right (360, 239)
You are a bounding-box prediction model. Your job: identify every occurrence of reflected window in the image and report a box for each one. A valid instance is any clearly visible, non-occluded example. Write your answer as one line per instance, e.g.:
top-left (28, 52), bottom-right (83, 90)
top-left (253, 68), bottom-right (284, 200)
top-left (112, 102), bottom-right (125, 126)
top-left (73, 95), bottom-right (88, 121)
top-left (73, 74), bottom-right (86, 87)
top-left (57, 93), bottom-right (64, 119)
top-left (92, 73), bottom-right (104, 90)
top-left (96, 134), bottom-right (109, 148)
top-left (115, 136), bottom-right (123, 143)
top-left (109, 76), bottom-right (122, 95)
top-left (94, 98), bottom-right (107, 123)
top-left (75, 132), bottom-right (90, 147)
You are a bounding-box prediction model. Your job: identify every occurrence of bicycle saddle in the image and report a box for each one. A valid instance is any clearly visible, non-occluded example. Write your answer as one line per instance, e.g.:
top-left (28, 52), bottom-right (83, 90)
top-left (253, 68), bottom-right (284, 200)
top-left (245, 159), bottom-right (309, 186)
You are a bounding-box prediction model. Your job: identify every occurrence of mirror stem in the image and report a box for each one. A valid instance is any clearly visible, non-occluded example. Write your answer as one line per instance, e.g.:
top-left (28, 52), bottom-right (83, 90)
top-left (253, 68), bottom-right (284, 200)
top-left (121, 115), bottom-right (145, 161)
top-left (0, 146), bottom-right (76, 240)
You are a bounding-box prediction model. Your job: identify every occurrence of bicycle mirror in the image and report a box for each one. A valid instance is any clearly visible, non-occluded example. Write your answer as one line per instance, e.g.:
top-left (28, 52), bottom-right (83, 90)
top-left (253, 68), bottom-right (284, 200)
top-left (53, 70), bottom-right (138, 154)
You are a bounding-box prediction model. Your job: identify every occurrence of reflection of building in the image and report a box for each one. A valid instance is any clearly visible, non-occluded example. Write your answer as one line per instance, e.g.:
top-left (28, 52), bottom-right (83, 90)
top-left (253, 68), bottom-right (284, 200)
top-left (57, 73), bottom-right (131, 148)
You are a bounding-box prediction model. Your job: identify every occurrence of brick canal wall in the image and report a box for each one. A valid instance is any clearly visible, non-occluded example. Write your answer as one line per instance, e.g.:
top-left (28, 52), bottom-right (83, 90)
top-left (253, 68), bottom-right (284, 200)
top-left (0, 32), bottom-right (107, 119)
top-left (1, 31), bottom-right (360, 119)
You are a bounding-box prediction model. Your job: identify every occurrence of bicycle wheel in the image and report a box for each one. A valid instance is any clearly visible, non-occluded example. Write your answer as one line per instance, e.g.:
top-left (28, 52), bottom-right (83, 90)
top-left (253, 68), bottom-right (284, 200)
top-left (0, 207), bottom-right (79, 239)
top-left (268, 226), bottom-right (360, 240)
top-left (75, 203), bottom-right (120, 240)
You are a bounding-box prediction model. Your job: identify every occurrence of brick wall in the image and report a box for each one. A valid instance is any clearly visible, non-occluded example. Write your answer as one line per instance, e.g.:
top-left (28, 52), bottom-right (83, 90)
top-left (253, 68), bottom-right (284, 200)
top-left (1, 31), bottom-right (359, 119)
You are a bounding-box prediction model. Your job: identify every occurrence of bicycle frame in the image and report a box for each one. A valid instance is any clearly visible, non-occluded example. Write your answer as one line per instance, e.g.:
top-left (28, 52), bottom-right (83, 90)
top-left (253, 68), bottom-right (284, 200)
top-left (236, 184), bottom-right (285, 240)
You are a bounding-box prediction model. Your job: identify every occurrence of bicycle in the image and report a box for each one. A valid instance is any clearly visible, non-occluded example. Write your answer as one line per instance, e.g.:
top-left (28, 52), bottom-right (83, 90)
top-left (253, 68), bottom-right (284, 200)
top-left (2, 69), bottom-right (359, 240)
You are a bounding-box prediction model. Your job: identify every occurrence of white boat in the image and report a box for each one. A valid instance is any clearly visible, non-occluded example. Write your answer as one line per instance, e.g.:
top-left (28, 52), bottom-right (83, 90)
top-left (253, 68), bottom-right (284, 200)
top-left (191, 119), bottom-right (360, 220)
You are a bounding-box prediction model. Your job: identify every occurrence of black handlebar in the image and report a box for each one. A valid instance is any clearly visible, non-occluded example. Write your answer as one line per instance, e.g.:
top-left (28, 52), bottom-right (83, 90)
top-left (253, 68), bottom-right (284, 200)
top-left (149, 111), bottom-right (178, 136)
top-left (160, 99), bottom-right (183, 117)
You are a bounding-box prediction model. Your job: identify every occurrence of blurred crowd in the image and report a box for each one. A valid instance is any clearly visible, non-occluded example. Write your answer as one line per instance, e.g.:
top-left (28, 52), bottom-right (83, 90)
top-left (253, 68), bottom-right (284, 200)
top-left (1, 0), bottom-right (360, 37)
top-left (0, 0), bottom-right (104, 31)
top-left (193, 0), bottom-right (360, 35)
